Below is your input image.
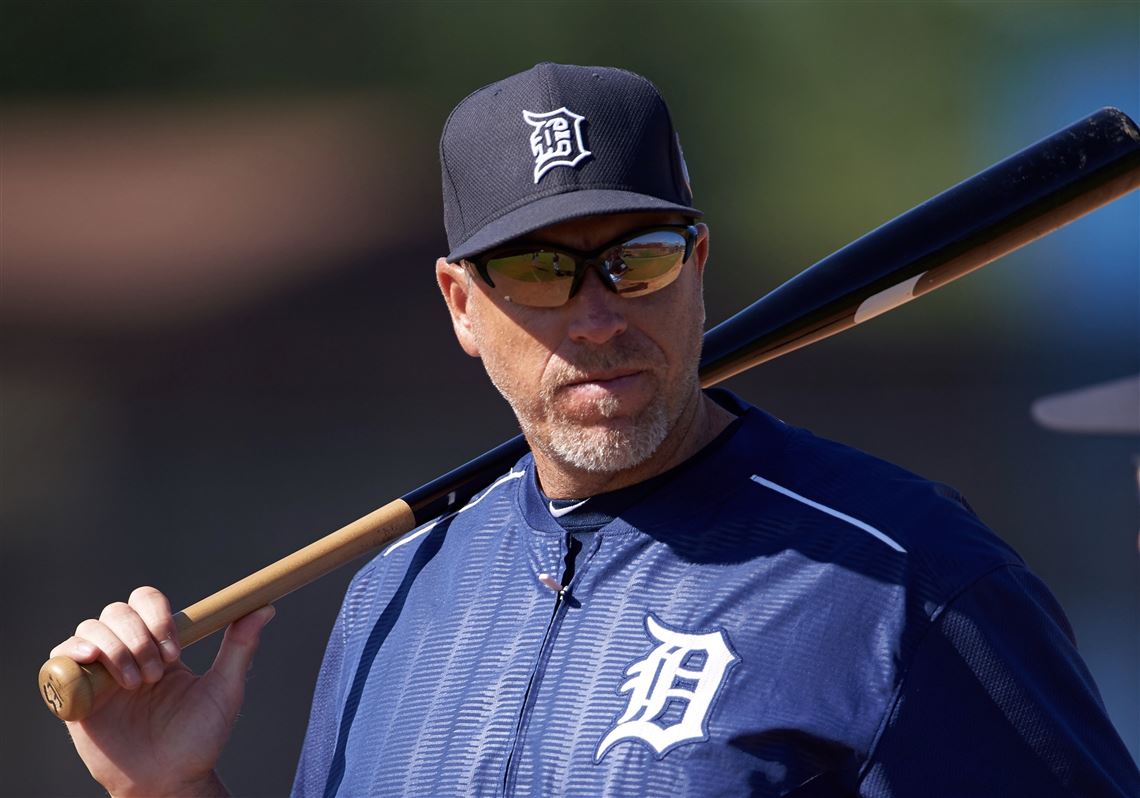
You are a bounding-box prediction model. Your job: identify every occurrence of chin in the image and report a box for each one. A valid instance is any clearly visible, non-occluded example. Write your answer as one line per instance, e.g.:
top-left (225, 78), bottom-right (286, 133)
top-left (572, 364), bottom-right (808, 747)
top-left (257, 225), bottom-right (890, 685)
top-left (543, 408), bottom-right (670, 474)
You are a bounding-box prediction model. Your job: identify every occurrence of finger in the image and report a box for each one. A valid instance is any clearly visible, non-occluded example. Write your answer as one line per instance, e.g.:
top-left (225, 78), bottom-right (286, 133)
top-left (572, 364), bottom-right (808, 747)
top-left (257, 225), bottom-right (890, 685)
top-left (74, 618), bottom-right (143, 690)
top-left (128, 586), bottom-right (181, 664)
top-left (99, 602), bottom-right (165, 685)
top-left (50, 635), bottom-right (99, 663)
top-left (206, 606), bottom-right (276, 706)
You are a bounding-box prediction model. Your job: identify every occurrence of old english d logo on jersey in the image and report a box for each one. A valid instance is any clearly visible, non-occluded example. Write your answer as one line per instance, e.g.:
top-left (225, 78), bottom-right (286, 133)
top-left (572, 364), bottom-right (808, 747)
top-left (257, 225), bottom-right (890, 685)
top-left (522, 107), bottom-right (591, 183)
top-left (596, 614), bottom-right (739, 761)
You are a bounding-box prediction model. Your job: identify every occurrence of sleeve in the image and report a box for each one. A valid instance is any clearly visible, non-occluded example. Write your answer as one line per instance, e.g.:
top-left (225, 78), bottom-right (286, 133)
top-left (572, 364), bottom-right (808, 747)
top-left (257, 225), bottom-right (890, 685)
top-left (858, 564), bottom-right (1139, 797)
top-left (290, 584), bottom-right (354, 798)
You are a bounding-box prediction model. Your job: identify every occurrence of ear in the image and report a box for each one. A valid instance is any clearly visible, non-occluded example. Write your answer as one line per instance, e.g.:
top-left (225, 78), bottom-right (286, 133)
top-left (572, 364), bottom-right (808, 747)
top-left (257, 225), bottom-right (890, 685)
top-left (435, 257), bottom-right (482, 358)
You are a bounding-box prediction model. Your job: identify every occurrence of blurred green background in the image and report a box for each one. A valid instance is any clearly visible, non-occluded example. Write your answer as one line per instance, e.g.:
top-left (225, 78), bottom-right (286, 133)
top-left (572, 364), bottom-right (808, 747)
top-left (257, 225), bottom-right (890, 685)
top-left (2, 2), bottom-right (1136, 794)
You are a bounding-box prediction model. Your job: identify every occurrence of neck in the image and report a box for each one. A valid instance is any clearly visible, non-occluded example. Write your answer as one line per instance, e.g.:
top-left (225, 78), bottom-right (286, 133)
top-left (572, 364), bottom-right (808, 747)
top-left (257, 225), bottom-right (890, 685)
top-left (531, 390), bottom-right (736, 499)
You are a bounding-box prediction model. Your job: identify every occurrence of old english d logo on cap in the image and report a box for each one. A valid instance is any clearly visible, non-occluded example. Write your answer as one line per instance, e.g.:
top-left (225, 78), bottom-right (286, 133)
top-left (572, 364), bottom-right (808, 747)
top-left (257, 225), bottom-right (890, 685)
top-left (523, 107), bottom-right (592, 183)
top-left (440, 63), bottom-right (702, 263)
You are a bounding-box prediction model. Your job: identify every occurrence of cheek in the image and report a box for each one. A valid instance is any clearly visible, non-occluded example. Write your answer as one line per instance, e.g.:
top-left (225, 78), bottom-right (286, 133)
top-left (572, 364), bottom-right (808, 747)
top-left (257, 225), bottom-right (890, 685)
top-left (470, 303), bottom-right (556, 397)
top-left (633, 284), bottom-right (705, 368)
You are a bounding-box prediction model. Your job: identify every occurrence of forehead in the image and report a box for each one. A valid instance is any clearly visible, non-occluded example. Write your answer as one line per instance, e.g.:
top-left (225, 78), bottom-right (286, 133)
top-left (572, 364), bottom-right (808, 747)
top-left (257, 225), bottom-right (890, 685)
top-left (524, 211), bottom-right (691, 251)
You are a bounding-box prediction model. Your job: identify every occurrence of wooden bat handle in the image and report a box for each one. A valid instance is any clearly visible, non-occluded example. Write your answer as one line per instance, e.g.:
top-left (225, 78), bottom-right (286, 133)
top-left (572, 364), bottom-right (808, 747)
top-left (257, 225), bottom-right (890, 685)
top-left (39, 498), bottom-right (418, 721)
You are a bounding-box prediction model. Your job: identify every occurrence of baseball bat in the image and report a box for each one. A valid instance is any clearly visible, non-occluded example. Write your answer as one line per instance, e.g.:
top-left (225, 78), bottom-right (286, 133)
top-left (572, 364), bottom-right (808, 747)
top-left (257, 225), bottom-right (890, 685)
top-left (40, 107), bottom-right (1140, 721)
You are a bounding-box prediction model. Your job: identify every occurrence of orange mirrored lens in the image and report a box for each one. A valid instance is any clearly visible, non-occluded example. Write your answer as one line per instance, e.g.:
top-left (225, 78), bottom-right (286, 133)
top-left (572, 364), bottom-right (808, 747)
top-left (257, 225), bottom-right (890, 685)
top-left (485, 251), bottom-right (575, 307)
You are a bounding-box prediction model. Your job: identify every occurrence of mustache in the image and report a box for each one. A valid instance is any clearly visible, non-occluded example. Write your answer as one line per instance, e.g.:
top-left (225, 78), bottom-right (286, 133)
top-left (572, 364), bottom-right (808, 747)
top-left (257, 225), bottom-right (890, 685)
top-left (544, 339), bottom-right (662, 387)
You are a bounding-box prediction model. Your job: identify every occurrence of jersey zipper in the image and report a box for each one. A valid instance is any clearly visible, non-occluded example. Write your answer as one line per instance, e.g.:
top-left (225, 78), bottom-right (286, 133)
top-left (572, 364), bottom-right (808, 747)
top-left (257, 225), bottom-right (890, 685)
top-left (500, 533), bottom-right (582, 797)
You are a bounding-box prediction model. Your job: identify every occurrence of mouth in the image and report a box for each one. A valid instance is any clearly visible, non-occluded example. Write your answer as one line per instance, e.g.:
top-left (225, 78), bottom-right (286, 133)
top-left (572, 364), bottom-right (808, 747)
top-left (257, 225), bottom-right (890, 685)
top-left (555, 369), bottom-right (651, 410)
top-left (564, 368), bottom-right (644, 388)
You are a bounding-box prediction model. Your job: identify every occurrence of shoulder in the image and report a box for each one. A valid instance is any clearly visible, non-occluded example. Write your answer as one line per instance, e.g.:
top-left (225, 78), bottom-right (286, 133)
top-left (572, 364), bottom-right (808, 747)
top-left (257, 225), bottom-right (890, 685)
top-left (322, 460), bottom-right (530, 651)
top-left (859, 561), bottom-right (1140, 796)
top-left (708, 390), bottom-right (1022, 603)
top-left (347, 460), bottom-right (531, 587)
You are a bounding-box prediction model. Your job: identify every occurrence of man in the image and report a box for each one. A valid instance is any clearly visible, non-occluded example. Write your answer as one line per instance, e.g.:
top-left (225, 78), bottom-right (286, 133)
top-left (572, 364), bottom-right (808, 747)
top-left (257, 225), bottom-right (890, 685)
top-left (52, 63), bottom-right (1137, 797)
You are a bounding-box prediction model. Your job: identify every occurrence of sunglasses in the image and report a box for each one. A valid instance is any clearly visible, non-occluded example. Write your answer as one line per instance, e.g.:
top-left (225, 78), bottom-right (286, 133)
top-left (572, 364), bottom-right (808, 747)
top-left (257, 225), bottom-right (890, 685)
top-left (466, 224), bottom-right (698, 308)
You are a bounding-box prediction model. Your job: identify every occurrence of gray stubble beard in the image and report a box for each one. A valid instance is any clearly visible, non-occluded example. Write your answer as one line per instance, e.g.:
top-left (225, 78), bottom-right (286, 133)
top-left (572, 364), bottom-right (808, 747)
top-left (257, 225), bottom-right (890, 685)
top-left (477, 328), bottom-right (702, 477)
top-left (535, 380), bottom-right (674, 474)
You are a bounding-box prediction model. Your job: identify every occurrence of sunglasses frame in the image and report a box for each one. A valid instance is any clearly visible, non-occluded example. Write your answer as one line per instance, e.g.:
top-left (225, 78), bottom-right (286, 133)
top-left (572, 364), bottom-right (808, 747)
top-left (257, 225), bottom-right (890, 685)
top-left (465, 224), bottom-right (699, 307)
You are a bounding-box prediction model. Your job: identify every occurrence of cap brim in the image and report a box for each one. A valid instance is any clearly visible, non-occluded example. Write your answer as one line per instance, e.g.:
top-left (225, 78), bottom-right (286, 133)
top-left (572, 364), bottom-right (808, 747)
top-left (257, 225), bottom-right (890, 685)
top-left (446, 189), bottom-right (702, 262)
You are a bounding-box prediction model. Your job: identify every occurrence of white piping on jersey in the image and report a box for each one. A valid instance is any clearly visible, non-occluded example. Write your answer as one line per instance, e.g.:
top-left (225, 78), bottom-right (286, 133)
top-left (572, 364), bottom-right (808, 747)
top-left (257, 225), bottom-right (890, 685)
top-left (749, 474), bottom-right (907, 553)
top-left (548, 498), bottom-right (589, 518)
top-left (382, 469), bottom-right (527, 557)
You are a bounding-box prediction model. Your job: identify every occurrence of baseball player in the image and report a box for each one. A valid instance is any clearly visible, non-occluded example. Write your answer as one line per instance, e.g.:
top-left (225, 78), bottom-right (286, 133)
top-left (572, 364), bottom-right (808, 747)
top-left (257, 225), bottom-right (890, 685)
top-left (52, 63), bottom-right (1138, 797)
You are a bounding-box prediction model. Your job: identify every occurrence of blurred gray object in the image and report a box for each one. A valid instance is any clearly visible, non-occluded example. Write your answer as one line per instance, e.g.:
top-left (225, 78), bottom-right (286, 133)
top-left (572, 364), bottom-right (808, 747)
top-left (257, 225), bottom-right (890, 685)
top-left (1031, 375), bottom-right (1140, 435)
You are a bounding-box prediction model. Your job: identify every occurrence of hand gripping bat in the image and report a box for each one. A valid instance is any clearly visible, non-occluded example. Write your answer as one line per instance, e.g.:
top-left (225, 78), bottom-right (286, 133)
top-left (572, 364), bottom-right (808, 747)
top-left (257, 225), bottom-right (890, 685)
top-left (39, 107), bottom-right (1140, 721)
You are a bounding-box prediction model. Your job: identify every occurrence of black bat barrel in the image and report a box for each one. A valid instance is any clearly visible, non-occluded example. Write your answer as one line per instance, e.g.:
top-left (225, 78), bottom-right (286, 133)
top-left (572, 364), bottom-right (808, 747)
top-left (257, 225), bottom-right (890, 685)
top-left (699, 107), bottom-right (1140, 380)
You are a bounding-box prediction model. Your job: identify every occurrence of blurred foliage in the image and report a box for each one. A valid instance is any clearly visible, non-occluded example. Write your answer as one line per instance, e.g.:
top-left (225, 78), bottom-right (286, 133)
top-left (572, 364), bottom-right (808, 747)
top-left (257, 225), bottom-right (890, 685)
top-left (0, 2), bottom-right (1126, 100)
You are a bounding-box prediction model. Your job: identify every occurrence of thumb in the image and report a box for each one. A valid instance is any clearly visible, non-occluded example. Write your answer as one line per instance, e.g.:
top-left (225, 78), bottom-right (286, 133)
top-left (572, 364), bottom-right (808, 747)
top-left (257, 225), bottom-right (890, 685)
top-left (206, 605), bottom-right (276, 705)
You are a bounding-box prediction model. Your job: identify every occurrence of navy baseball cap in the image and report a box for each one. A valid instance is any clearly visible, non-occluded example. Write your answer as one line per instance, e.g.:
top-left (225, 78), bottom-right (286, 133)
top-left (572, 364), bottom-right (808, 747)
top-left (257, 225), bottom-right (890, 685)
top-left (440, 63), bottom-right (702, 263)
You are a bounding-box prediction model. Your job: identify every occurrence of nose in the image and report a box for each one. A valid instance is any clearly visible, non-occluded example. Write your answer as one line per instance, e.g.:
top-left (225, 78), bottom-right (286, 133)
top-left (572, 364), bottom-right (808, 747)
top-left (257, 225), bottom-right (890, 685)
top-left (565, 268), bottom-right (627, 344)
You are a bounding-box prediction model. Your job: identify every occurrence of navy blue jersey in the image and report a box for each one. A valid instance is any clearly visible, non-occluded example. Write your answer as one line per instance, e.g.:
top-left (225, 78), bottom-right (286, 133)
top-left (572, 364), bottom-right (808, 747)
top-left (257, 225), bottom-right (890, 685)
top-left (293, 391), bottom-right (1138, 797)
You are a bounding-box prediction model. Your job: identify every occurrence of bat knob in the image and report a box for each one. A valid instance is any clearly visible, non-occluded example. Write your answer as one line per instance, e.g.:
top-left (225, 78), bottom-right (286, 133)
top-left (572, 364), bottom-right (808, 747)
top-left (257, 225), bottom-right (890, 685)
top-left (38, 656), bottom-right (113, 721)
